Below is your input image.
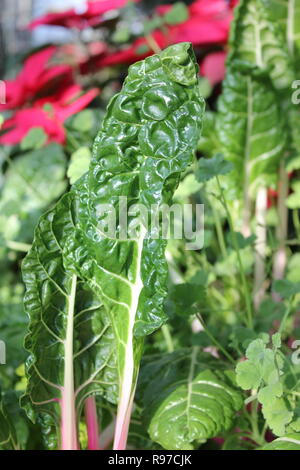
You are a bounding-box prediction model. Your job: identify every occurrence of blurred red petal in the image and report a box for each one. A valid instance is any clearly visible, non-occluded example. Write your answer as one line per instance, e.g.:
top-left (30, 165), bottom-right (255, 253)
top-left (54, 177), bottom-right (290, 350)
top-left (200, 51), bottom-right (226, 85)
top-left (28, 0), bottom-right (140, 30)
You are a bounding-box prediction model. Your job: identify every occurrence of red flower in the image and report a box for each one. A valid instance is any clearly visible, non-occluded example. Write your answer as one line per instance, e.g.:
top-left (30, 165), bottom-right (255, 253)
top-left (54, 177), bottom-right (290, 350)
top-left (0, 46), bottom-right (73, 111)
top-left (97, 0), bottom-right (233, 68)
top-left (28, 0), bottom-right (140, 30)
top-left (157, 0), bottom-right (233, 46)
top-left (0, 85), bottom-right (98, 145)
top-left (94, 31), bottom-right (168, 68)
top-left (200, 51), bottom-right (226, 85)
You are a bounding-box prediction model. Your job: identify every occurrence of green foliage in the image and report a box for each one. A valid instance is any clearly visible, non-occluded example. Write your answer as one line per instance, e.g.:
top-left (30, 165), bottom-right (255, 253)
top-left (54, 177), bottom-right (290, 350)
top-left (138, 348), bottom-right (243, 450)
top-left (196, 153), bottom-right (233, 183)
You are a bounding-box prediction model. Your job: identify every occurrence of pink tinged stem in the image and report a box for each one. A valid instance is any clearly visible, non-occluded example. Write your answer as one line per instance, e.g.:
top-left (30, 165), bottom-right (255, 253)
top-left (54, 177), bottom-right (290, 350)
top-left (254, 186), bottom-right (267, 311)
top-left (61, 274), bottom-right (79, 450)
top-left (85, 396), bottom-right (100, 450)
top-left (113, 392), bottom-right (135, 450)
top-left (273, 161), bottom-right (289, 300)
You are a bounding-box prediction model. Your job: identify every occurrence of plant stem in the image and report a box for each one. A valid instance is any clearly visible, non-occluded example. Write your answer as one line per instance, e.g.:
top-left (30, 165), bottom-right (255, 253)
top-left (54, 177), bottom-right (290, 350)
top-left (6, 240), bottom-right (32, 252)
top-left (162, 324), bottom-right (174, 353)
top-left (272, 161), bottom-right (289, 292)
top-left (254, 186), bottom-right (267, 310)
top-left (145, 34), bottom-right (161, 54)
top-left (61, 274), bottom-right (78, 450)
top-left (216, 176), bottom-right (253, 328)
top-left (211, 202), bottom-right (228, 259)
top-left (196, 314), bottom-right (235, 364)
top-left (85, 396), bottom-right (100, 450)
top-left (293, 209), bottom-right (300, 240)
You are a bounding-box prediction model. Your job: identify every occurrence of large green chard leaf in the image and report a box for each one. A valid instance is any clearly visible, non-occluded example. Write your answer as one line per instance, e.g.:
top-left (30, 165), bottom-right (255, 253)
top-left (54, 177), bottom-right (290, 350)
top-left (229, 0), bottom-right (294, 90)
top-left (22, 43), bottom-right (204, 449)
top-left (64, 42), bottom-right (204, 448)
top-left (216, 70), bottom-right (285, 198)
top-left (262, 0), bottom-right (300, 63)
top-left (137, 348), bottom-right (243, 450)
top-left (22, 187), bottom-right (118, 449)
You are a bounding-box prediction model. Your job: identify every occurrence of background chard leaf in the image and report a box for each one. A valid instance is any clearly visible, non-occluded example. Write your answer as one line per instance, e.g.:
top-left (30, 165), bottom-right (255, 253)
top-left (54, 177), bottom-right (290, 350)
top-left (138, 348), bottom-right (243, 450)
top-left (216, 70), bottom-right (285, 198)
top-left (229, 0), bottom-right (294, 90)
top-left (22, 188), bottom-right (118, 449)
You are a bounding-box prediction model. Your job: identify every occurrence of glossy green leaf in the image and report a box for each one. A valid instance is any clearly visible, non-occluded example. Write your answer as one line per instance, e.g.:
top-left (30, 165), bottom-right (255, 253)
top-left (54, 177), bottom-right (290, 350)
top-left (64, 42), bottom-right (204, 448)
top-left (195, 153), bottom-right (233, 183)
top-left (22, 43), bottom-right (204, 449)
top-left (139, 348), bottom-right (243, 450)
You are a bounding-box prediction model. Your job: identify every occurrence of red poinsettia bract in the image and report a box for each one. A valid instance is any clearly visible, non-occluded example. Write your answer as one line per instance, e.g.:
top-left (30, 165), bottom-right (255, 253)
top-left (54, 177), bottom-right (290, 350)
top-left (28, 0), bottom-right (140, 30)
top-left (0, 46), bottom-right (73, 111)
top-left (0, 85), bottom-right (98, 145)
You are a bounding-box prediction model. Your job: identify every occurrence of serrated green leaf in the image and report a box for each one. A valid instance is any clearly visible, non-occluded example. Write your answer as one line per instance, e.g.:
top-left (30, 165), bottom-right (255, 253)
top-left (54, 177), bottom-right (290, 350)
top-left (262, 398), bottom-right (293, 436)
top-left (236, 360), bottom-right (262, 390)
top-left (164, 2), bottom-right (189, 25)
top-left (272, 279), bottom-right (300, 299)
top-left (216, 70), bottom-right (285, 197)
top-left (20, 127), bottom-right (47, 151)
top-left (229, 0), bottom-right (294, 90)
top-left (196, 154), bottom-right (233, 183)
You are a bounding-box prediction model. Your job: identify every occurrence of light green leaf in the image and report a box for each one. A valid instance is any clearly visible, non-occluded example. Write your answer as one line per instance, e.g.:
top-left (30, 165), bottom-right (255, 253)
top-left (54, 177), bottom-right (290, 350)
top-left (261, 433), bottom-right (300, 450)
top-left (164, 2), bottom-right (189, 25)
top-left (195, 153), bottom-right (233, 183)
top-left (20, 127), bottom-right (47, 151)
top-left (67, 147), bottom-right (91, 184)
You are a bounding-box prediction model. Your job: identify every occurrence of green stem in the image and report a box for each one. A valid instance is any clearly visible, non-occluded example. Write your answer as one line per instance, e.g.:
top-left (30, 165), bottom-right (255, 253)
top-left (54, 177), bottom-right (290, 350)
top-left (6, 240), bottom-right (32, 252)
top-left (196, 314), bottom-right (235, 364)
top-left (161, 325), bottom-right (174, 353)
top-left (293, 209), bottom-right (300, 240)
top-left (216, 176), bottom-right (253, 328)
top-left (211, 202), bottom-right (228, 259)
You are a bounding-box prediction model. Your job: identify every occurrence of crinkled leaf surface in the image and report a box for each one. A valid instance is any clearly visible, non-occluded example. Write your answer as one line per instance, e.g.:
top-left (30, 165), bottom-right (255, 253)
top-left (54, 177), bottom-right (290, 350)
top-left (64, 42), bottom-right (204, 442)
top-left (138, 348), bottom-right (243, 450)
top-left (22, 43), bottom-right (204, 448)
